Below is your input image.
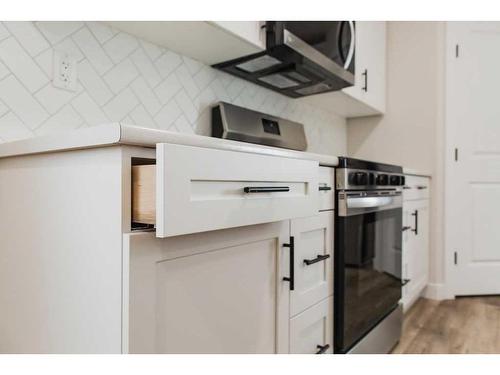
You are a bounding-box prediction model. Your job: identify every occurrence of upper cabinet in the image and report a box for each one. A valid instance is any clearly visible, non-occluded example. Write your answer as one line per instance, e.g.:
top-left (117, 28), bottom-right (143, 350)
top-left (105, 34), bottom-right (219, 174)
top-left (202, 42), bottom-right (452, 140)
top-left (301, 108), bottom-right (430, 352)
top-left (108, 21), bottom-right (385, 118)
top-left (300, 21), bottom-right (386, 117)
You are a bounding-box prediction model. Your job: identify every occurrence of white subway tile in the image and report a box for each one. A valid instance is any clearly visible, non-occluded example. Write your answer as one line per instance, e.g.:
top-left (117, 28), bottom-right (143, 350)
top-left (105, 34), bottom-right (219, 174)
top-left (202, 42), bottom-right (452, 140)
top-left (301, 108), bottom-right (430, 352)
top-left (155, 50), bottom-right (182, 78)
top-left (129, 104), bottom-right (157, 129)
top-left (154, 99), bottom-right (182, 129)
top-left (77, 59), bottom-right (113, 106)
top-left (174, 64), bottom-right (199, 99)
top-left (103, 32), bottom-right (139, 63)
top-left (173, 114), bottom-right (194, 134)
top-left (130, 48), bottom-right (161, 88)
top-left (103, 58), bottom-right (138, 94)
top-left (193, 65), bottom-right (216, 91)
top-left (182, 55), bottom-right (203, 75)
top-left (174, 89), bottom-right (198, 124)
top-left (0, 23), bottom-right (10, 41)
top-left (35, 105), bottom-right (83, 136)
top-left (73, 27), bottom-right (113, 75)
top-left (0, 37), bottom-right (49, 92)
top-left (193, 86), bottom-right (216, 112)
top-left (103, 88), bottom-right (138, 121)
top-left (34, 83), bottom-right (81, 114)
top-left (34, 48), bottom-right (53, 77)
top-left (0, 111), bottom-right (33, 141)
top-left (54, 37), bottom-right (85, 61)
top-left (86, 22), bottom-right (115, 44)
top-left (0, 75), bottom-right (48, 129)
top-left (154, 73), bottom-right (182, 104)
top-left (4, 22), bottom-right (50, 56)
top-left (71, 92), bottom-right (109, 126)
top-left (227, 78), bottom-right (245, 100)
top-left (0, 61), bottom-right (9, 79)
top-left (0, 99), bottom-right (8, 117)
top-left (130, 77), bottom-right (161, 115)
top-left (36, 22), bottom-right (84, 45)
top-left (140, 40), bottom-right (163, 61)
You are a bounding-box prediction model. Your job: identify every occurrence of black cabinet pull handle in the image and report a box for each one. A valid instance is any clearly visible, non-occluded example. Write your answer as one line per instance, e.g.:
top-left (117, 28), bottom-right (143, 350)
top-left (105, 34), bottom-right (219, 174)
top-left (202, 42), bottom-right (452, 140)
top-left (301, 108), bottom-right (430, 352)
top-left (402, 279), bottom-right (411, 286)
top-left (416, 186), bottom-right (428, 190)
top-left (412, 210), bottom-right (418, 235)
top-left (243, 186), bottom-right (290, 193)
top-left (283, 237), bottom-right (295, 291)
top-left (316, 344), bottom-right (330, 354)
top-left (304, 254), bottom-right (330, 266)
top-left (402, 226), bottom-right (411, 232)
top-left (403, 186), bottom-right (411, 190)
top-left (318, 185), bottom-right (332, 191)
top-left (362, 69), bottom-right (368, 92)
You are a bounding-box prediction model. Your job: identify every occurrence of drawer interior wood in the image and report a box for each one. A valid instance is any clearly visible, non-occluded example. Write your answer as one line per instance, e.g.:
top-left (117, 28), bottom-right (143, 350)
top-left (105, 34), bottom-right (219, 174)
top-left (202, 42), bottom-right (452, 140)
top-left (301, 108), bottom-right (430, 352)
top-left (132, 165), bottom-right (156, 224)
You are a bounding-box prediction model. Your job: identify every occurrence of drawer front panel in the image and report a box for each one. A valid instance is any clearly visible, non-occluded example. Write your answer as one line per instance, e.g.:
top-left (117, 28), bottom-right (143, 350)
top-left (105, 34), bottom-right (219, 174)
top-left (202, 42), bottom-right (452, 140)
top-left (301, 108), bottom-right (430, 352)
top-left (318, 166), bottom-right (335, 211)
top-left (290, 211), bottom-right (334, 317)
top-left (156, 143), bottom-right (318, 237)
top-left (403, 175), bottom-right (430, 201)
top-left (289, 296), bottom-right (333, 354)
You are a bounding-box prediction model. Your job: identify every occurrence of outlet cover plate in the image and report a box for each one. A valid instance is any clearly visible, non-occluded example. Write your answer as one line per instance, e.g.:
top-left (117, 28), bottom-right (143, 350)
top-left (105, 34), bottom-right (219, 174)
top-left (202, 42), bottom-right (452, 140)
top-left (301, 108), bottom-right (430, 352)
top-left (52, 50), bottom-right (78, 92)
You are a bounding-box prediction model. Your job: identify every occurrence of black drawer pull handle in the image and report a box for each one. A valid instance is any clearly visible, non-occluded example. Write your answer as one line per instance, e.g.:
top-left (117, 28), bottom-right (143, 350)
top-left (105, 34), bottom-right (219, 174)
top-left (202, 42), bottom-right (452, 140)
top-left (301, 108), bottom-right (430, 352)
top-left (403, 186), bottom-right (411, 190)
top-left (243, 186), bottom-right (290, 193)
top-left (412, 210), bottom-right (418, 235)
top-left (316, 344), bottom-right (330, 354)
top-left (402, 226), bottom-right (411, 232)
top-left (402, 278), bottom-right (411, 286)
top-left (318, 185), bottom-right (332, 191)
top-left (304, 254), bottom-right (330, 266)
top-left (416, 186), bottom-right (428, 190)
top-left (283, 237), bottom-right (295, 291)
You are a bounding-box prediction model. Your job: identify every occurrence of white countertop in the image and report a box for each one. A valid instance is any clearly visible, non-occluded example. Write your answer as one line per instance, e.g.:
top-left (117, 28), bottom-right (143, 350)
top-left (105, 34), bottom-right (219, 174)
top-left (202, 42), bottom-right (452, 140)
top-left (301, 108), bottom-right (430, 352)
top-left (0, 123), bottom-right (339, 167)
top-left (403, 167), bottom-right (432, 178)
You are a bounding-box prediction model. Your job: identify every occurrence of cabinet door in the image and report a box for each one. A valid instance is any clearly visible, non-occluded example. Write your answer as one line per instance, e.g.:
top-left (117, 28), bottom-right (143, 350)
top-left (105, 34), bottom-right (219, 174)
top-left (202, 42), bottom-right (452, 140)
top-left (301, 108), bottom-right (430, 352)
top-left (289, 296), bottom-right (333, 354)
top-left (402, 199), bottom-right (430, 310)
top-left (343, 21), bottom-right (386, 113)
top-left (125, 222), bottom-right (290, 354)
top-left (290, 211), bottom-right (334, 317)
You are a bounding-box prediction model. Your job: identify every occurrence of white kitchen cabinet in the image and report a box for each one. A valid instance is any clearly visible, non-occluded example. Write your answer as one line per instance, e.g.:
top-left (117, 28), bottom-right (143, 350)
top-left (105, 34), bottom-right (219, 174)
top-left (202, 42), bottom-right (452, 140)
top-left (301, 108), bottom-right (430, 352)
top-left (301, 21), bottom-right (386, 117)
top-left (125, 222), bottom-right (290, 354)
top-left (289, 296), bottom-right (333, 354)
top-left (290, 211), bottom-right (334, 317)
top-left (402, 176), bottom-right (430, 312)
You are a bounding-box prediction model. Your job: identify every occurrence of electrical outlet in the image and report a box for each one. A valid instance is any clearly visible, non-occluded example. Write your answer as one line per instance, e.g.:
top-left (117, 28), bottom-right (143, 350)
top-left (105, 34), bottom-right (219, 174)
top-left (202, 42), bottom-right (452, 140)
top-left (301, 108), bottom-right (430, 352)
top-left (52, 50), bottom-right (78, 92)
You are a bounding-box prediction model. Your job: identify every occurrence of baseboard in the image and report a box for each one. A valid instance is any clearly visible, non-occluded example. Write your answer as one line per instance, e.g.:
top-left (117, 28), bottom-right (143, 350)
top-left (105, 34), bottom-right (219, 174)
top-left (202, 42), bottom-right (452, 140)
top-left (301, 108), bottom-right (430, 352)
top-left (423, 283), bottom-right (454, 300)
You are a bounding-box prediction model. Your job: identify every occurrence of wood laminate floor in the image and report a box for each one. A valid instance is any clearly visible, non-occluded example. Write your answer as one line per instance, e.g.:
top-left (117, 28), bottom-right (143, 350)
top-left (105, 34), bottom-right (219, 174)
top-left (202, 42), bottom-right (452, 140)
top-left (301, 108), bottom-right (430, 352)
top-left (392, 296), bottom-right (500, 354)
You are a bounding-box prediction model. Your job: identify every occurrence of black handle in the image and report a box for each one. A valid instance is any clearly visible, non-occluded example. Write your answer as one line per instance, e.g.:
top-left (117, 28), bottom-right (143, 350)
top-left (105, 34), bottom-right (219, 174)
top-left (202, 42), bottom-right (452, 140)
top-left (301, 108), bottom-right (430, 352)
top-left (243, 186), bottom-right (290, 193)
top-left (402, 279), bottom-right (411, 286)
top-left (412, 210), bottom-right (418, 235)
top-left (318, 185), bottom-right (332, 191)
top-left (316, 344), bottom-right (330, 354)
top-left (416, 186), bottom-right (428, 190)
top-left (402, 226), bottom-right (411, 232)
top-left (403, 186), bottom-right (411, 190)
top-left (283, 237), bottom-right (295, 291)
top-left (304, 254), bottom-right (330, 266)
top-left (362, 69), bottom-right (368, 92)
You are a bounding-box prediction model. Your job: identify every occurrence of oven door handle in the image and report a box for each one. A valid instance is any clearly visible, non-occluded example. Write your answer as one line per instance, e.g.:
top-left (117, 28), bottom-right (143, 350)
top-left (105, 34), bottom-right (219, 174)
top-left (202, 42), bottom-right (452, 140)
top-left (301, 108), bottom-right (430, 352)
top-left (346, 196), bottom-right (394, 209)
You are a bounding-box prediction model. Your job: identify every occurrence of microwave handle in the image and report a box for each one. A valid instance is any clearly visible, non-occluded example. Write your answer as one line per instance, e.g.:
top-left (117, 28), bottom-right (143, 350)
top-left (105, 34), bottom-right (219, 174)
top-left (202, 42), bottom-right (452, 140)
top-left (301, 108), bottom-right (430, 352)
top-left (343, 21), bottom-right (355, 69)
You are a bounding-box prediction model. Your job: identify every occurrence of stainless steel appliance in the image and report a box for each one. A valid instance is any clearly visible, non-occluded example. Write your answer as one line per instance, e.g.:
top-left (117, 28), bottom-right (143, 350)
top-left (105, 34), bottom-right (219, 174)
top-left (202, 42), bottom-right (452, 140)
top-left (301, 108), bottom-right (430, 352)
top-left (334, 157), bottom-right (404, 354)
top-left (211, 102), bottom-right (307, 151)
top-left (213, 21), bottom-right (355, 97)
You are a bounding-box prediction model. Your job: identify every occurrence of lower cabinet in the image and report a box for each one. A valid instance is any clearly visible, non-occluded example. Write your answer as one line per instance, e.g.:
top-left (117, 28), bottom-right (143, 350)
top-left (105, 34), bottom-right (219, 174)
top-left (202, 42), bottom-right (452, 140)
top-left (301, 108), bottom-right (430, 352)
top-left (402, 180), bottom-right (430, 311)
top-left (125, 211), bottom-right (334, 354)
top-left (290, 296), bottom-right (333, 354)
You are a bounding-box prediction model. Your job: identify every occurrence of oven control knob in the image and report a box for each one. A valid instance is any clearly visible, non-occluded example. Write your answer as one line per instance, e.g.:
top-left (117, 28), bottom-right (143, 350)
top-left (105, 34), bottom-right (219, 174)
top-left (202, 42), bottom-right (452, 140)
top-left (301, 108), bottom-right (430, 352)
top-left (376, 174), bottom-right (388, 185)
top-left (389, 175), bottom-right (400, 186)
top-left (350, 172), bottom-right (368, 185)
top-left (368, 173), bottom-right (375, 185)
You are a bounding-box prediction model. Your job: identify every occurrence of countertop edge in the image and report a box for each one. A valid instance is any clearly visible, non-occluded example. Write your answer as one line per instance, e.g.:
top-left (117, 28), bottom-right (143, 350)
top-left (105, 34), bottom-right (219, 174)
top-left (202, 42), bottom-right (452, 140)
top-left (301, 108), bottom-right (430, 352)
top-left (0, 123), bottom-right (339, 167)
top-left (403, 167), bottom-right (432, 178)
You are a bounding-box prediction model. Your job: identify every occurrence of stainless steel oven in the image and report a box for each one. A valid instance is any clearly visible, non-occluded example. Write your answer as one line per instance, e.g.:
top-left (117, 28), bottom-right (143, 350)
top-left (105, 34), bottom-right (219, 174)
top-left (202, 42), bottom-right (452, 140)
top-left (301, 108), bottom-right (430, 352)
top-left (334, 157), bottom-right (404, 354)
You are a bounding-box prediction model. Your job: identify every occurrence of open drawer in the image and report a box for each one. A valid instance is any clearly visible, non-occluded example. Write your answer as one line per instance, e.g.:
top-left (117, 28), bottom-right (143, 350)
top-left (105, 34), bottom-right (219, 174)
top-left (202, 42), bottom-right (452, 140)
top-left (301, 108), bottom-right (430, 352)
top-left (132, 143), bottom-right (319, 237)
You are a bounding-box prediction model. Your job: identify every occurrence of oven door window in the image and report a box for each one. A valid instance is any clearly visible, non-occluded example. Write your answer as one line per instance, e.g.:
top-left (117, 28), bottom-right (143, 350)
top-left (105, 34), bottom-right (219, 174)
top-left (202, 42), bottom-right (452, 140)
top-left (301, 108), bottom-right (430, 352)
top-left (338, 207), bottom-right (402, 351)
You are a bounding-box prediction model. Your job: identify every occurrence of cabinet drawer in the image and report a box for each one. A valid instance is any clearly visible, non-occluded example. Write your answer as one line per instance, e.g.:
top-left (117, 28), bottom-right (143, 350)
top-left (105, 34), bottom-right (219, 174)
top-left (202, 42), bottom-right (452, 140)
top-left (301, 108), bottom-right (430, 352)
top-left (289, 296), bottom-right (333, 354)
top-left (132, 143), bottom-right (319, 237)
top-left (403, 175), bottom-right (430, 201)
top-left (290, 211), bottom-right (334, 317)
top-left (318, 166), bottom-right (335, 211)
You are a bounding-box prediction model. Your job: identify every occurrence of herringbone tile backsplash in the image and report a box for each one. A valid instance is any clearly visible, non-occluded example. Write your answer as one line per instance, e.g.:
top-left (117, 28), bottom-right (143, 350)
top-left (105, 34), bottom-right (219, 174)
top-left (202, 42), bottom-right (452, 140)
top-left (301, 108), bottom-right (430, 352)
top-left (0, 21), bottom-right (346, 156)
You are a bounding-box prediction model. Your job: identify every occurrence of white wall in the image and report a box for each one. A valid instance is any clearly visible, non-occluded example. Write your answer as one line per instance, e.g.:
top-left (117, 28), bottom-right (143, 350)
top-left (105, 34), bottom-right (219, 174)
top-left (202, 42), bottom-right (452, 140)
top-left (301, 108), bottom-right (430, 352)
top-left (0, 21), bottom-right (347, 156)
top-left (347, 22), bottom-right (447, 295)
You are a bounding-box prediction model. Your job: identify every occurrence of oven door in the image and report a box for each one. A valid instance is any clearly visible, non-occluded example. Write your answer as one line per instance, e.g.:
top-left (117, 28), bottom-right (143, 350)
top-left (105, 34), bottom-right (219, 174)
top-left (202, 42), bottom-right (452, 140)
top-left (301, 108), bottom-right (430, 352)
top-left (335, 191), bottom-right (403, 353)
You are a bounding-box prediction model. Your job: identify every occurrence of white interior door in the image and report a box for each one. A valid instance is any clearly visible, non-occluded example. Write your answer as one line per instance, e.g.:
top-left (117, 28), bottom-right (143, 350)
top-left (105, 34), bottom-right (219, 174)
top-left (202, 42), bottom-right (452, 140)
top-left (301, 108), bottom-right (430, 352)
top-left (447, 22), bottom-right (500, 295)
